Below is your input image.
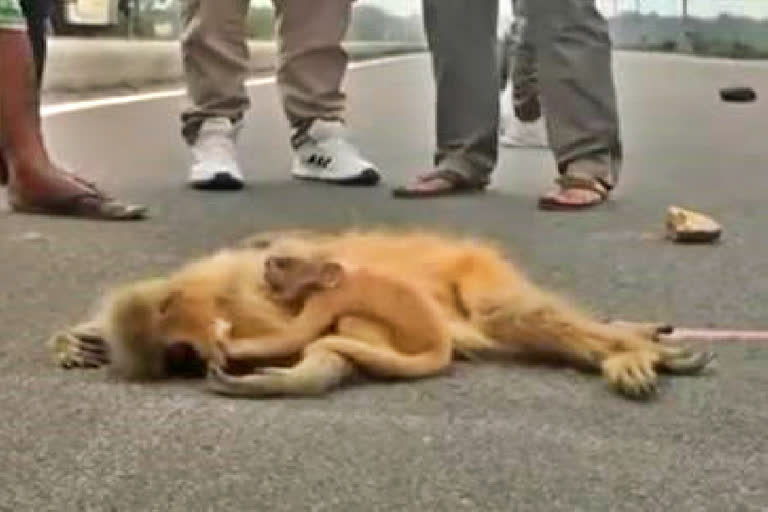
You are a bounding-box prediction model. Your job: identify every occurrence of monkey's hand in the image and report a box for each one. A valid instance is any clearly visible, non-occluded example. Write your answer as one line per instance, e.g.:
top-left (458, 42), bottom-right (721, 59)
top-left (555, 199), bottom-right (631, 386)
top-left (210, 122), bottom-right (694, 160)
top-left (207, 317), bottom-right (234, 368)
top-left (209, 338), bottom-right (231, 370)
top-left (49, 327), bottom-right (110, 369)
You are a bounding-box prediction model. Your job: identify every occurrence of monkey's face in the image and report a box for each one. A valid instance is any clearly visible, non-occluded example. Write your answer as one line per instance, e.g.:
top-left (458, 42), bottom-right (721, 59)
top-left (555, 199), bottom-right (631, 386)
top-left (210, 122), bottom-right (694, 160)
top-left (163, 342), bottom-right (207, 378)
top-left (264, 256), bottom-right (316, 305)
top-left (156, 289), bottom-right (221, 376)
top-left (264, 255), bottom-right (343, 308)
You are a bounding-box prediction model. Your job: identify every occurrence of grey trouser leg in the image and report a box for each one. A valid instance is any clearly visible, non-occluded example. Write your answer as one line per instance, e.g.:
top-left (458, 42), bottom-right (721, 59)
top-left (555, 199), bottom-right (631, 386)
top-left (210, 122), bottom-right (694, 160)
top-left (509, 0), bottom-right (540, 121)
top-left (422, 0), bottom-right (499, 185)
top-left (525, 0), bottom-right (623, 184)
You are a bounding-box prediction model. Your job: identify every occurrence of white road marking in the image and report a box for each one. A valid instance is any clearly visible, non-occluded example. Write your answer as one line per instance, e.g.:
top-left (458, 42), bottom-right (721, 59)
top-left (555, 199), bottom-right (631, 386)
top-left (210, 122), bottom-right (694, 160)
top-left (40, 53), bottom-right (425, 118)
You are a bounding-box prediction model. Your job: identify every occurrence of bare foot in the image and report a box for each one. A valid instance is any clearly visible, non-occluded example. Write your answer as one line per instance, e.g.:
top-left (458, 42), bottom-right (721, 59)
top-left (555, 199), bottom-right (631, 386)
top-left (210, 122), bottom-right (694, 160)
top-left (392, 170), bottom-right (485, 198)
top-left (8, 163), bottom-right (147, 220)
top-left (538, 173), bottom-right (610, 211)
top-left (539, 188), bottom-right (603, 207)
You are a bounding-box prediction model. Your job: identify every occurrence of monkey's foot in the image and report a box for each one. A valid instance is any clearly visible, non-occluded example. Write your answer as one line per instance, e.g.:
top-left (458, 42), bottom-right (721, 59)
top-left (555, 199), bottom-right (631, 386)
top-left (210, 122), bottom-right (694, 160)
top-left (601, 345), bottom-right (717, 400)
top-left (601, 351), bottom-right (661, 399)
top-left (48, 329), bottom-right (109, 369)
top-left (209, 339), bottom-right (233, 370)
top-left (657, 344), bottom-right (717, 375)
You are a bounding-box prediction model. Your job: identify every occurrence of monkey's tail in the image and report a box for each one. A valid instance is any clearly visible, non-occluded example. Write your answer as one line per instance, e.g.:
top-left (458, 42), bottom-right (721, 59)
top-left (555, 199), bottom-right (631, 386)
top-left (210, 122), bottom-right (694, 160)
top-left (104, 278), bottom-right (169, 379)
top-left (308, 335), bottom-right (453, 378)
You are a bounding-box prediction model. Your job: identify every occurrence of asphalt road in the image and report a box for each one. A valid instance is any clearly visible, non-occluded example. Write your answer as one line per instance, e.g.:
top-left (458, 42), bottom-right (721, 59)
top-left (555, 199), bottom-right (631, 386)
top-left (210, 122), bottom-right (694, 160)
top-left (1, 52), bottom-right (767, 511)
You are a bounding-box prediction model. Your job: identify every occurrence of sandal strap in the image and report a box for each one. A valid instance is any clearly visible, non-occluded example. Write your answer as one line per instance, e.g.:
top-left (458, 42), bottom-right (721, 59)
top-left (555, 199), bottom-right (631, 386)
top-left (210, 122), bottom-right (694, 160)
top-left (11, 192), bottom-right (146, 219)
top-left (59, 169), bottom-right (115, 200)
top-left (392, 168), bottom-right (486, 198)
top-left (554, 173), bottom-right (610, 199)
top-left (418, 169), bottom-right (483, 188)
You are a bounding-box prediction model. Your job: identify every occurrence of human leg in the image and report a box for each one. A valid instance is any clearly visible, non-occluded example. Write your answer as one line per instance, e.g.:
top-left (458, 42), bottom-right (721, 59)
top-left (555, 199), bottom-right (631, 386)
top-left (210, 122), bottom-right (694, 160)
top-left (526, 0), bottom-right (623, 210)
top-left (392, 0), bottom-right (498, 198)
top-left (0, 0), bottom-right (50, 185)
top-left (0, 4), bottom-right (146, 220)
top-left (273, 0), bottom-right (379, 186)
top-left (179, 0), bottom-right (250, 190)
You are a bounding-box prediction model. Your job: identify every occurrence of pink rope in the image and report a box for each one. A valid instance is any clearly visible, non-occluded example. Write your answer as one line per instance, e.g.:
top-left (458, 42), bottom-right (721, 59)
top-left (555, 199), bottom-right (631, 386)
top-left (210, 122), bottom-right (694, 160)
top-left (665, 328), bottom-right (768, 342)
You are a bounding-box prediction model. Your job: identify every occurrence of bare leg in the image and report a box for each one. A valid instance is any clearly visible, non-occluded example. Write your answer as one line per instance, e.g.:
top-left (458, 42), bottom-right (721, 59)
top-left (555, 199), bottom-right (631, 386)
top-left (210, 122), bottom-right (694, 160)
top-left (0, 28), bottom-right (146, 220)
top-left (0, 0), bottom-right (47, 186)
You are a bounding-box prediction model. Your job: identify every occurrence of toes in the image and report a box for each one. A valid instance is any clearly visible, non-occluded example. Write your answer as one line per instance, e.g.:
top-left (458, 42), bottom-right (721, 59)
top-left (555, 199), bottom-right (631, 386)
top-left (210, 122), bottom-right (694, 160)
top-left (660, 349), bottom-right (717, 375)
top-left (49, 332), bottom-right (108, 369)
top-left (602, 353), bottom-right (659, 400)
top-left (616, 368), bottom-right (658, 399)
top-left (79, 339), bottom-right (110, 364)
top-left (631, 358), bottom-right (656, 386)
top-left (206, 364), bottom-right (234, 392)
top-left (602, 344), bottom-right (716, 399)
top-left (49, 332), bottom-right (76, 367)
top-left (619, 377), bottom-right (657, 399)
top-left (69, 320), bottom-right (105, 338)
top-left (210, 341), bottom-right (230, 369)
top-left (206, 363), bottom-right (229, 382)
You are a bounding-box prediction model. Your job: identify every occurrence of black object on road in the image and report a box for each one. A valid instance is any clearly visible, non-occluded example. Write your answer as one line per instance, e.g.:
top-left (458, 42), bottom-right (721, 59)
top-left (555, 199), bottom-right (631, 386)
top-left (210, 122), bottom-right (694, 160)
top-left (719, 86), bottom-right (757, 103)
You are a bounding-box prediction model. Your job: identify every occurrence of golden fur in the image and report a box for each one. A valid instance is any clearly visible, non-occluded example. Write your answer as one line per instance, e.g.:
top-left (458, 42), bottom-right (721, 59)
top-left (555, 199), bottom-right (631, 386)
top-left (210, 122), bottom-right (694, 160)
top-left (51, 229), bottom-right (715, 399)
top-left (212, 254), bottom-right (453, 379)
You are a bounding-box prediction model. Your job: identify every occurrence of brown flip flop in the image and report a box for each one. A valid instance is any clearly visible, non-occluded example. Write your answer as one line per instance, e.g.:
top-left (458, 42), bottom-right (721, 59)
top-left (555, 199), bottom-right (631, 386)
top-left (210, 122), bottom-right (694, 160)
top-left (537, 174), bottom-right (610, 211)
top-left (10, 171), bottom-right (147, 221)
top-left (392, 170), bottom-right (486, 199)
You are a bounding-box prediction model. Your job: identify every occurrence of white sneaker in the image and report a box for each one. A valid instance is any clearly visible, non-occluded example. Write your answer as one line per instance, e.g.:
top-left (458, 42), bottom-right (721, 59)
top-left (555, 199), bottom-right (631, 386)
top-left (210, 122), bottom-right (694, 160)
top-left (290, 119), bottom-right (380, 186)
top-left (499, 114), bottom-right (549, 148)
top-left (187, 116), bottom-right (244, 190)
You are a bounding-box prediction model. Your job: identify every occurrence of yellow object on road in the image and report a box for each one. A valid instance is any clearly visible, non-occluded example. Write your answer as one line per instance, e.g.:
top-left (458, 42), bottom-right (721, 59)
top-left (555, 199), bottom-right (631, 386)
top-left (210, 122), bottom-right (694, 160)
top-left (665, 206), bottom-right (722, 243)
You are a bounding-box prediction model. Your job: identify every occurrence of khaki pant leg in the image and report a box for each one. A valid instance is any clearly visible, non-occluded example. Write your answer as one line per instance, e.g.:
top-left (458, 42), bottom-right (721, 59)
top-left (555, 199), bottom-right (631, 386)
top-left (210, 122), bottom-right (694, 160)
top-left (272, 0), bottom-right (353, 131)
top-left (179, 0), bottom-right (250, 144)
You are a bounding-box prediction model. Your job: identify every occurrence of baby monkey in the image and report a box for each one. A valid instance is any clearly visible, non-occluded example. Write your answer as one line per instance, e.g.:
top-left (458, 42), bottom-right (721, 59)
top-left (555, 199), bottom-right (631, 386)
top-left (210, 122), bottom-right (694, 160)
top-left (207, 254), bottom-right (454, 396)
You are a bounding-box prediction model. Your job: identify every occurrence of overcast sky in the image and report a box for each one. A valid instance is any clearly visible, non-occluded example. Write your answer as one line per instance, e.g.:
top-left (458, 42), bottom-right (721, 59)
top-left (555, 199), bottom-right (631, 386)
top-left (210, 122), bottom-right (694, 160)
top-left (253, 0), bottom-right (768, 20)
